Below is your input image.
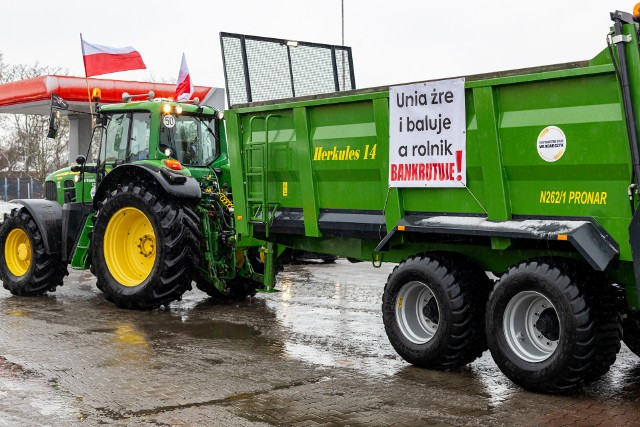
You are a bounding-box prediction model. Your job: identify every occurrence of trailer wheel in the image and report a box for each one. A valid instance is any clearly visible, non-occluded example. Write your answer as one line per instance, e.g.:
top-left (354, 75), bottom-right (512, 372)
top-left (585, 280), bottom-right (622, 380)
top-left (0, 208), bottom-right (67, 296)
top-left (486, 260), bottom-right (599, 393)
top-left (226, 277), bottom-right (259, 299)
top-left (92, 183), bottom-right (201, 310)
top-left (197, 277), bottom-right (259, 302)
top-left (623, 311), bottom-right (640, 358)
top-left (382, 254), bottom-right (488, 370)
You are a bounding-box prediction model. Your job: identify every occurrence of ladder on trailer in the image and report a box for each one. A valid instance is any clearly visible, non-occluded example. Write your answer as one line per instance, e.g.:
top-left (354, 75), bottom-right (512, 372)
top-left (244, 114), bottom-right (279, 237)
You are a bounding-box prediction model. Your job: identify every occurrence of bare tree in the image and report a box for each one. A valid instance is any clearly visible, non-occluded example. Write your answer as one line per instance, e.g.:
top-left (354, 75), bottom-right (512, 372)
top-left (0, 52), bottom-right (6, 81)
top-left (0, 59), bottom-right (70, 180)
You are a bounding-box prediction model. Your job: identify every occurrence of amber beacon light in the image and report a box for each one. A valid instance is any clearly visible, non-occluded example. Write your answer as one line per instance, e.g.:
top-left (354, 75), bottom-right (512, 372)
top-left (91, 88), bottom-right (101, 101)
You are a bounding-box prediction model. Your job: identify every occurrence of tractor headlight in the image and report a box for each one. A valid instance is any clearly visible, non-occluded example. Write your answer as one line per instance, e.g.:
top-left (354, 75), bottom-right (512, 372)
top-left (162, 103), bottom-right (171, 114)
top-left (74, 175), bottom-right (81, 183)
top-left (175, 105), bottom-right (183, 114)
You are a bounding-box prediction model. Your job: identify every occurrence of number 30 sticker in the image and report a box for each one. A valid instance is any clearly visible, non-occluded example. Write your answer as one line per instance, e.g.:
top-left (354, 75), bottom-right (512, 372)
top-left (163, 115), bottom-right (176, 128)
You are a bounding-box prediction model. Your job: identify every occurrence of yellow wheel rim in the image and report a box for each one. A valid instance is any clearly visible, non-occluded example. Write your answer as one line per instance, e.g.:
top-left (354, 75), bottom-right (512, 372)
top-left (104, 207), bottom-right (156, 287)
top-left (5, 228), bottom-right (31, 277)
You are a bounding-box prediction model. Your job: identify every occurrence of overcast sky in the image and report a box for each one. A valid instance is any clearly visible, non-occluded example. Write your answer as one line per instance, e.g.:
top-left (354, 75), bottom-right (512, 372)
top-left (0, 0), bottom-right (630, 92)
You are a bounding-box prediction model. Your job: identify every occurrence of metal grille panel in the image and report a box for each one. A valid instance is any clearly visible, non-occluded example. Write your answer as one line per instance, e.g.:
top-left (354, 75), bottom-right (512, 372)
top-left (44, 181), bottom-right (57, 201)
top-left (220, 33), bottom-right (355, 107)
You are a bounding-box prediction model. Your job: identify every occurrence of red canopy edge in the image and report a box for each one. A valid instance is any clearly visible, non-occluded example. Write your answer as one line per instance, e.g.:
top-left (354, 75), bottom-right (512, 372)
top-left (0, 75), bottom-right (212, 107)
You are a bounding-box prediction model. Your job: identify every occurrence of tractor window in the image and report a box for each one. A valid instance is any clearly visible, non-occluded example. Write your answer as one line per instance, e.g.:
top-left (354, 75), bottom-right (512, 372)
top-left (159, 115), bottom-right (218, 166)
top-left (102, 113), bottom-right (131, 164)
top-left (129, 113), bottom-right (151, 161)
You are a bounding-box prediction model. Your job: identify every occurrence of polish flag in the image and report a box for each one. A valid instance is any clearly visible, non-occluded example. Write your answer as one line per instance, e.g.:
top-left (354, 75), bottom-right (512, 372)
top-left (80, 34), bottom-right (146, 77)
top-left (174, 53), bottom-right (194, 101)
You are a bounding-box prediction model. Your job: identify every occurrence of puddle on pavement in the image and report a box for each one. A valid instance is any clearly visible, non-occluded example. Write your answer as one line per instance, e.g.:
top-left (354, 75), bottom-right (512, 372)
top-left (185, 321), bottom-right (260, 340)
top-left (91, 323), bottom-right (154, 368)
top-left (203, 358), bottom-right (224, 365)
top-left (87, 324), bottom-right (149, 345)
top-left (6, 310), bottom-right (27, 317)
top-left (0, 356), bottom-right (81, 422)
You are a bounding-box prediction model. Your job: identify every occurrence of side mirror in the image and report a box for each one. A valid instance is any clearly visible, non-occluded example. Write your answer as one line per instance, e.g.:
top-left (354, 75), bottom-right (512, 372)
top-left (47, 110), bottom-right (60, 139)
top-left (47, 93), bottom-right (68, 139)
top-left (70, 155), bottom-right (87, 172)
top-left (95, 114), bottom-right (108, 127)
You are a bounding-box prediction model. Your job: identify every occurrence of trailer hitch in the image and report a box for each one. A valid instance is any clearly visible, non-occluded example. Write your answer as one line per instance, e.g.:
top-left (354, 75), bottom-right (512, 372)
top-left (372, 252), bottom-right (383, 268)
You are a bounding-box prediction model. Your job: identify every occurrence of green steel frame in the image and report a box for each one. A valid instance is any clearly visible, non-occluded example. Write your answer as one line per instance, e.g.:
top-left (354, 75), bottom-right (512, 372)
top-left (227, 18), bottom-right (640, 310)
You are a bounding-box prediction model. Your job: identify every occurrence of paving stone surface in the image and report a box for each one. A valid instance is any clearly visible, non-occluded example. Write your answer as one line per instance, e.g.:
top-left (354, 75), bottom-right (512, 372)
top-left (0, 260), bottom-right (638, 426)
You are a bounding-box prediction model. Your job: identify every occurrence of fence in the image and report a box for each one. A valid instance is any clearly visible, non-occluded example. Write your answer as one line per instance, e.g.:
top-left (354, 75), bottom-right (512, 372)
top-left (0, 177), bottom-right (43, 201)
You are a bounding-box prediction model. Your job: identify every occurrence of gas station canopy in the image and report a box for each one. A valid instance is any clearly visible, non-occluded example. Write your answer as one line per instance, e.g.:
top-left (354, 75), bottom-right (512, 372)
top-left (0, 75), bottom-right (224, 164)
top-left (0, 75), bottom-right (219, 116)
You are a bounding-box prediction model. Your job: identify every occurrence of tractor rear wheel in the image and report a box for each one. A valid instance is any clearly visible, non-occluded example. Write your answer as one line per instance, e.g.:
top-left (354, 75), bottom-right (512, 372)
top-left (0, 208), bottom-right (67, 296)
top-left (91, 183), bottom-right (201, 310)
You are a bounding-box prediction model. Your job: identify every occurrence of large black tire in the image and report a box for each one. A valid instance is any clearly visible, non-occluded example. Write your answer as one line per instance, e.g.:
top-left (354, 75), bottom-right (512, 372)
top-left (382, 254), bottom-right (490, 370)
top-left (197, 277), bottom-right (259, 302)
top-left (247, 247), bottom-right (265, 274)
top-left (486, 260), bottom-right (609, 393)
top-left (91, 183), bottom-right (201, 310)
top-left (195, 280), bottom-right (228, 300)
top-left (623, 311), bottom-right (640, 358)
top-left (0, 208), bottom-right (67, 296)
top-left (585, 279), bottom-right (622, 381)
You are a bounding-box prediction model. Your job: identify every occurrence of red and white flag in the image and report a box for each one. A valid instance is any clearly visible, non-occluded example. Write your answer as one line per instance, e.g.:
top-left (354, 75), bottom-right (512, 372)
top-left (80, 34), bottom-right (146, 77)
top-left (174, 53), bottom-right (194, 101)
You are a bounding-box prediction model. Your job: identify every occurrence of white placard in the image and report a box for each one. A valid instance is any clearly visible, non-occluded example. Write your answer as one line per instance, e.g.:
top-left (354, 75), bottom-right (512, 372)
top-left (163, 115), bottom-right (176, 128)
top-left (389, 78), bottom-right (466, 187)
top-left (537, 126), bottom-right (566, 162)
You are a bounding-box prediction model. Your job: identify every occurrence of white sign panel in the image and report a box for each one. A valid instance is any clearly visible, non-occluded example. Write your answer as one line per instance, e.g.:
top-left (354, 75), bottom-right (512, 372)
top-left (389, 78), bottom-right (466, 187)
top-left (537, 126), bottom-right (566, 162)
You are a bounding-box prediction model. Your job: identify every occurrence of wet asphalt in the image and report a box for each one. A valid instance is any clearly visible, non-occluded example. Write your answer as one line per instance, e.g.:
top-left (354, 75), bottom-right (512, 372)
top-left (0, 259), bottom-right (638, 426)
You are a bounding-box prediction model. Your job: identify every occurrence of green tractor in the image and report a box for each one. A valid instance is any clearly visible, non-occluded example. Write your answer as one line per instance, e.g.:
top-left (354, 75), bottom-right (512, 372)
top-left (0, 90), bottom-right (270, 309)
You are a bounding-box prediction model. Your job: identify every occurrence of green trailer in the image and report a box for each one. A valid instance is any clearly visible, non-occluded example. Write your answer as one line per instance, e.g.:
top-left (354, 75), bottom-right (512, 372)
top-left (226, 10), bottom-right (640, 392)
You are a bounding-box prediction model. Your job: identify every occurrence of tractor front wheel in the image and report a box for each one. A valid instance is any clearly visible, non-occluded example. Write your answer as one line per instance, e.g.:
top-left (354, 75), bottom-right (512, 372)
top-left (0, 208), bottom-right (67, 296)
top-left (91, 183), bottom-right (201, 310)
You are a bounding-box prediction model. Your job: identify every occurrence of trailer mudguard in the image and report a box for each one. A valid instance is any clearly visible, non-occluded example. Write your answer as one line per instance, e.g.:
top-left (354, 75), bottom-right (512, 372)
top-left (627, 209), bottom-right (640, 307)
top-left (251, 207), bottom-right (386, 239)
top-left (10, 199), bottom-right (62, 254)
top-left (92, 163), bottom-right (201, 209)
top-left (376, 215), bottom-right (619, 272)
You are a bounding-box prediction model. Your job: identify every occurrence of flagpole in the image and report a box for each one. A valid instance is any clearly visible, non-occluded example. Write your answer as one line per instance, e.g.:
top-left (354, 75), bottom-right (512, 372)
top-left (86, 78), bottom-right (94, 128)
top-left (80, 34), bottom-right (95, 130)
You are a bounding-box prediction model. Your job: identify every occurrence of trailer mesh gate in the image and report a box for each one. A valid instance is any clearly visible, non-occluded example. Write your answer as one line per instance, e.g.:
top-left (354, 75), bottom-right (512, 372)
top-left (220, 33), bottom-right (355, 107)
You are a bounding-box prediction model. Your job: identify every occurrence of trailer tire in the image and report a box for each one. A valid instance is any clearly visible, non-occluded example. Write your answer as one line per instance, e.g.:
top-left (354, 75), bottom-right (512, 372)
top-left (92, 183), bottom-right (201, 310)
top-left (196, 277), bottom-right (259, 302)
top-left (0, 208), bottom-right (67, 296)
top-left (486, 260), bottom-right (599, 393)
top-left (584, 279), bottom-right (622, 381)
top-left (382, 254), bottom-right (488, 370)
top-left (623, 311), bottom-right (640, 358)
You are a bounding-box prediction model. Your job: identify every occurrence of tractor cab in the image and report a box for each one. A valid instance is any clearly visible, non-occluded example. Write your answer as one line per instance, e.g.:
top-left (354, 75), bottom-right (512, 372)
top-left (44, 90), bottom-right (222, 206)
top-left (90, 92), bottom-right (220, 183)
